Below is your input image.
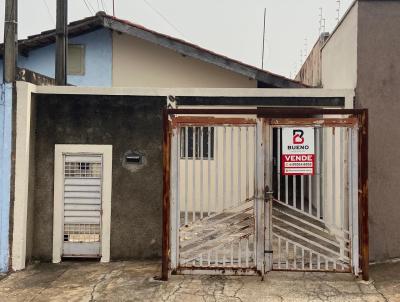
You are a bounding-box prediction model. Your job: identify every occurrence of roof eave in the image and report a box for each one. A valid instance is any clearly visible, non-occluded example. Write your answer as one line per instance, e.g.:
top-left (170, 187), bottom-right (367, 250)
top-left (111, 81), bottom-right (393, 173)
top-left (101, 16), bottom-right (306, 88)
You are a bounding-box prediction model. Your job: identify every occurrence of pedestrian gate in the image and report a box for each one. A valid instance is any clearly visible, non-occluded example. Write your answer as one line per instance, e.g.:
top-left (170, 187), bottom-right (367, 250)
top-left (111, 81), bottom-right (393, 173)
top-left (163, 108), bottom-right (368, 280)
top-left (62, 154), bottom-right (103, 257)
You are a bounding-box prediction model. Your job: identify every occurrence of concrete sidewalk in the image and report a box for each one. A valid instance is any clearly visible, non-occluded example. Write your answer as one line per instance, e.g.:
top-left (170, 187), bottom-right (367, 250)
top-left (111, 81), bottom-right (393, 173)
top-left (0, 260), bottom-right (398, 302)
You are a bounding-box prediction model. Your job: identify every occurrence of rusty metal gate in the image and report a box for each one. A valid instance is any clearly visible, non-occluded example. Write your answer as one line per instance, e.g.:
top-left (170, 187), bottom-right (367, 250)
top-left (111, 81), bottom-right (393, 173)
top-left (163, 108), bottom-right (368, 281)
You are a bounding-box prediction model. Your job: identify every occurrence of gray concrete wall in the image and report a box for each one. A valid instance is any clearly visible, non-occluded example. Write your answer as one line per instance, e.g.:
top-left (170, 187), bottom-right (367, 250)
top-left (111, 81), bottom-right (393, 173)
top-left (357, 0), bottom-right (400, 262)
top-left (32, 94), bottom-right (165, 261)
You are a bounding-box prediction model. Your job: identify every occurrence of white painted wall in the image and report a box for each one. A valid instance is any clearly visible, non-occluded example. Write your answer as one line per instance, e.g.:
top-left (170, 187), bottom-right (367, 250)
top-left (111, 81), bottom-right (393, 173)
top-left (320, 3), bottom-right (358, 243)
top-left (322, 2), bottom-right (358, 89)
top-left (112, 32), bottom-right (257, 88)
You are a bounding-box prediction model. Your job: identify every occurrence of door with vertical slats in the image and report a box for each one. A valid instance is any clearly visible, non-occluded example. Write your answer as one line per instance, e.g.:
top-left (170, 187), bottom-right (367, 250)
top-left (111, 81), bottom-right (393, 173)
top-left (63, 154), bottom-right (103, 257)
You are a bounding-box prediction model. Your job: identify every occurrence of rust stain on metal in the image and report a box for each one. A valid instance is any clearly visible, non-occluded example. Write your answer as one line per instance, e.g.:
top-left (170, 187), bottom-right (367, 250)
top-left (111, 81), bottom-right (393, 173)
top-left (270, 117), bottom-right (358, 127)
top-left (272, 268), bottom-right (351, 273)
top-left (358, 109), bottom-right (369, 281)
top-left (171, 116), bottom-right (256, 128)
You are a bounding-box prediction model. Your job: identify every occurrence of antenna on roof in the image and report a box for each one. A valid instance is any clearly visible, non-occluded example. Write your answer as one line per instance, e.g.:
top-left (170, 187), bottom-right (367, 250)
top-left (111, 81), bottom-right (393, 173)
top-left (113, 0), bottom-right (115, 17)
top-left (299, 49), bottom-right (303, 68)
top-left (336, 0), bottom-right (341, 23)
top-left (303, 38), bottom-right (308, 60)
top-left (318, 7), bottom-right (323, 34)
top-left (261, 7), bottom-right (267, 70)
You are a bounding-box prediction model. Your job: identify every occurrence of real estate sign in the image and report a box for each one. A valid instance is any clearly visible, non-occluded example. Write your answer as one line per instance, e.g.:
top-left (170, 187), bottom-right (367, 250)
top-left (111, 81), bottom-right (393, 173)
top-left (281, 127), bottom-right (315, 176)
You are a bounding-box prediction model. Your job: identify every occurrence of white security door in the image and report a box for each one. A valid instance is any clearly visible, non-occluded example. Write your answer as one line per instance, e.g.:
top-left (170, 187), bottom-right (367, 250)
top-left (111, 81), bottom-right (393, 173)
top-left (62, 154), bottom-right (103, 257)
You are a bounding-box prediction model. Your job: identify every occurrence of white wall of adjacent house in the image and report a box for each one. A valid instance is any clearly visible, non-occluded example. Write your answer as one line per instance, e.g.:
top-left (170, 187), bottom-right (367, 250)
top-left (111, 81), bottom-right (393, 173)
top-left (321, 2), bottom-right (358, 90)
top-left (111, 32), bottom-right (257, 88)
top-left (319, 2), bottom-right (358, 240)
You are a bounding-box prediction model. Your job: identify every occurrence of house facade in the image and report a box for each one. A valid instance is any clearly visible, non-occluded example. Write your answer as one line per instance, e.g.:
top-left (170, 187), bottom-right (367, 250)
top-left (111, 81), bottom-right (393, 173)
top-left (0, 12), bottom-right (307, 273)
top-left (296, 0), bottom-right (400, 262)
top-left (0, 9), bottom-right (371, 280)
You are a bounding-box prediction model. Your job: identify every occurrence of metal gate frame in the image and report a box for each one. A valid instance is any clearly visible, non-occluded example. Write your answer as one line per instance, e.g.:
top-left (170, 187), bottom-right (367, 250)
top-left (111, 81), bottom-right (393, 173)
top-left (162, 107), bottom-right (368, 281)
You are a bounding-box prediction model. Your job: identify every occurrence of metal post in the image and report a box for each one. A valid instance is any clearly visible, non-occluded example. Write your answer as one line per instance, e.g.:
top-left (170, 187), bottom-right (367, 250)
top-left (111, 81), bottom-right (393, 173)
top-left (162, 108), bottom-right (171, 281)
top-left (55, 0), bottom-right (68, 85)
top-left (255, 118), bottom-right (265, 277)
top-left (4, 0), bottom-right (17, 83)
top-left (359, 110), bottom-right (369, 281)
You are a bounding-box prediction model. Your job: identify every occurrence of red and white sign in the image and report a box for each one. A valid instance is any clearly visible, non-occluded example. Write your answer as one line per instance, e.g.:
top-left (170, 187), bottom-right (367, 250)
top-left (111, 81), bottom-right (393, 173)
top-left (281, 127), bottom-right (315, 175)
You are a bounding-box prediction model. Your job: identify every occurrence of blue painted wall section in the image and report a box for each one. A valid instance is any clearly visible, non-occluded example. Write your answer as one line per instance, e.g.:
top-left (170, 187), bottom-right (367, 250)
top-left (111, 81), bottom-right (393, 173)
top-left (0, 28), bottom-right (112, 272)
top-left (0, 28), bottom-right (113, 86)
top-left (0, 83), bottom-right (12, 272)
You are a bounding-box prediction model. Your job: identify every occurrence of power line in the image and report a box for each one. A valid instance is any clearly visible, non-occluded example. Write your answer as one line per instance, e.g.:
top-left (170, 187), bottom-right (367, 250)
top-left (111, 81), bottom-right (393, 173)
top-left (100, 0), bottom-right (107, 13)
top-left (87, 0), bottom-right (96, 14)
top-left (142, 0), bottom-right (188, 40)
top-left (82, 0), bottom-right (95, 15)
top-left (42, 0), bottom-right (55, 26)
top-left (82, 0), bottom-right (92, 14)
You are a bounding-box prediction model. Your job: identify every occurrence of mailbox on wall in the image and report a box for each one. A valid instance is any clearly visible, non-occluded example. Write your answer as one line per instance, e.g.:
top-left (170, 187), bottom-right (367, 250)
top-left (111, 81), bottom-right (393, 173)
top-left (125, 151), bottom-right (142, 164)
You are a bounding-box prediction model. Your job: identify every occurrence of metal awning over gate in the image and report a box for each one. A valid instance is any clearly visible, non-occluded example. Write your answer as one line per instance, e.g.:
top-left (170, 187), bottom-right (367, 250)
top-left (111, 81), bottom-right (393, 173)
top-left (162, 108), bottom-right (368, 281)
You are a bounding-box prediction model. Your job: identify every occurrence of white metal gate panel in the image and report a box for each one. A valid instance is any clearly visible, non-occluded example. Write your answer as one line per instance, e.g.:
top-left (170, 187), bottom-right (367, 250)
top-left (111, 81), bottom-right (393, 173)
top-left (270, 124), bottom-right (358, 273)
top-left (170, 119), bottom-right (263, 275)
top-left (63, 154), bottom-right (103, 257)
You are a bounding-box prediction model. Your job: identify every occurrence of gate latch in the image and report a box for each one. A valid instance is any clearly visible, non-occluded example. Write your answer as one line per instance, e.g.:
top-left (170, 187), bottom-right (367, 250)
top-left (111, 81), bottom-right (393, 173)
top-left (264, 186), bottom-right (274, 203)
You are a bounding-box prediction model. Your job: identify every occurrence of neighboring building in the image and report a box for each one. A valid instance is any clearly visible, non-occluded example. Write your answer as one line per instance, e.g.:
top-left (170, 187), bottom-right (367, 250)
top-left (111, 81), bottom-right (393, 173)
top-left (0, 12), bottom-right (304, 89)
top-left (295, 32), bottom-right (329, 87)
top-left (296, 0), bottom-right (400, 262)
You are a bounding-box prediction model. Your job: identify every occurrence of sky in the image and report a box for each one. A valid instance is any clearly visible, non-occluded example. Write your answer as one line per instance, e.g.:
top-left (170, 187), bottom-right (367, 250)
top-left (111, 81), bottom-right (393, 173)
top-left (0, 0), bottom-right (354, 78)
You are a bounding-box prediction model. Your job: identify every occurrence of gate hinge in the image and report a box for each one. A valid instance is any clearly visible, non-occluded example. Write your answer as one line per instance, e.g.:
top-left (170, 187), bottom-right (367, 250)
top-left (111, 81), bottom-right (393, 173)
top-left (264, 250), bottom-right (273, 254)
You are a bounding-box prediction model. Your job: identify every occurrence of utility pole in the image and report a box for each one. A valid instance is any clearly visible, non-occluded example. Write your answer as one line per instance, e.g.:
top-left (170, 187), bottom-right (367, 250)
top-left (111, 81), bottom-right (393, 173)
top-left (55, 0), bottom-right (68, 85)
top-left (4, 0), bottom-right (17, 83)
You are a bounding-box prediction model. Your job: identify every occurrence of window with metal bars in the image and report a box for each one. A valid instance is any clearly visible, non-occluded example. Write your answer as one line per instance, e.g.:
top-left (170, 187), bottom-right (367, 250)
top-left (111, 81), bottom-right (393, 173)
top-left (64, 162), bottom-right (101, 178)
top-left (180, 127), bottom-right (215, 159)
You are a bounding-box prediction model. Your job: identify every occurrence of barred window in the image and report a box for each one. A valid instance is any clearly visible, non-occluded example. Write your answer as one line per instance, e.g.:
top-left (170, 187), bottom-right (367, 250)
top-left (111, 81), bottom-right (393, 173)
top-left (180, 127), bottom-right (215, 159)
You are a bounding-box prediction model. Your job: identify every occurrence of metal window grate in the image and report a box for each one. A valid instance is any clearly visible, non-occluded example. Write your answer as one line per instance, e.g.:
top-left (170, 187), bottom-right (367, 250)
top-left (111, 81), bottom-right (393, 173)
top-left (64, 223), bottom-right (100, 243)
top-left (180, 126), bottom-right (215, 159)
top-left (64, 162), bottom-right (101, 178)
